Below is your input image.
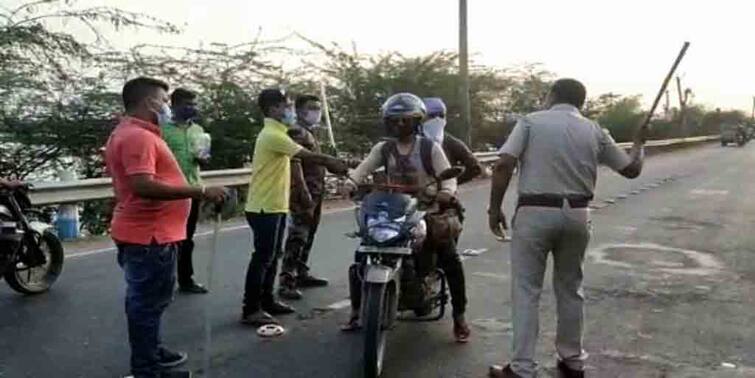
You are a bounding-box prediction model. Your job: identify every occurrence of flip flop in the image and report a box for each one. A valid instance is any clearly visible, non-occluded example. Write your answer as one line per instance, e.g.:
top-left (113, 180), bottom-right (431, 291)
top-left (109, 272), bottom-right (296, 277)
top-left (340, 315), bottom-right (361, 332)
top-left (454, 322), bottom-right (471, 343)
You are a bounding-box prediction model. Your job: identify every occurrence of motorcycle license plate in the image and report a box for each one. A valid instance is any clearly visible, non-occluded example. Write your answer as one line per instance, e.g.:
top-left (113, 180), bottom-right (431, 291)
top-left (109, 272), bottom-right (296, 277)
top-left (357, 245), bottom-right (412, 255)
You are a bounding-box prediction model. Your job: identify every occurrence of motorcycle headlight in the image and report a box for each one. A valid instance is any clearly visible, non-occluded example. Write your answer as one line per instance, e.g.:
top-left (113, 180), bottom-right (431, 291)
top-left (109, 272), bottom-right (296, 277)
top-left (366, 213), bottom-right (404, 243)
top-left (368, 226), bottom-right (400, 243)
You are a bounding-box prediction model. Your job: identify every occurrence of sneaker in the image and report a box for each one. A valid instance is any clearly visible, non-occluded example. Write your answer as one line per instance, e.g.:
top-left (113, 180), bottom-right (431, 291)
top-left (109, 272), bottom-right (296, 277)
top-left (178, 281), bottom-right (208, 294)
top-left (488, 364), bottom-right (523, 378)
top-left (158, 347), bottom-right (188, 368)
top-left (557, 360), bottom-right (584, 378)
top-left (278, 285), bottom-right (303, 300)
top-left (262, 301), bottom-right (296, 315)
top-left (297, 274), bottom-right (329, 287)
top-left (278, 272), bottom-right (303, 300)
top-left (160, 371), bottom-right (193, 378)
top-left (240, 310), bottom-right (280, 327)
top-left (123, 370), bottom-right (193, 378)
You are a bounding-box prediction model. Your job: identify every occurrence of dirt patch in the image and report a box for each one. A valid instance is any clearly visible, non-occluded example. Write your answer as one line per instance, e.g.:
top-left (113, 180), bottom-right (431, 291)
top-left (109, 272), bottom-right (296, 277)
top-left (590, 243), bottom-right (724, 276)
top-left (649, 216), bottom-right (722, 231)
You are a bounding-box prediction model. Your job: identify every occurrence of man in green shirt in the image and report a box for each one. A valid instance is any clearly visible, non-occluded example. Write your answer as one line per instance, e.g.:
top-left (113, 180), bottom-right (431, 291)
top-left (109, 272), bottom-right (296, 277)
top-left (162, 88), bottom-right (209, 294)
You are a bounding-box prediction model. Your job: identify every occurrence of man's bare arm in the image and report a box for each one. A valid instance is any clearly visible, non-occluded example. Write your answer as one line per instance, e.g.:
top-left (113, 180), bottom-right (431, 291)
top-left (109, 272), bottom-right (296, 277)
top-left (619, 145), bottom-right (643, 179)
top-left (620, 125), bottom-right (647, 179)
top-left (488, 154), bottom-right (516, 238)
top-left (294, 149), bottom-right (347, 175)
top-left (128, 174), bottom-right (226, 202)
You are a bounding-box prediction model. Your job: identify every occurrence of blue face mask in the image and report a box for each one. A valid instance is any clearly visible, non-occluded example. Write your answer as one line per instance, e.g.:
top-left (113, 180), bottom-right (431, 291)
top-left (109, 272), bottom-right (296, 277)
top-left (281, 107), bottom-right (297, 126)
top-left (175, 105), bottom-right (199, 123)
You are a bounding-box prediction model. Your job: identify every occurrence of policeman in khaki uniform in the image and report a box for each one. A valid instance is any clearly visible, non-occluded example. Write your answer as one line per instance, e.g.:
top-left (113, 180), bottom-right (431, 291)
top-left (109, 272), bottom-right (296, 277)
top-left (487, 79), bottom-right (646, 378)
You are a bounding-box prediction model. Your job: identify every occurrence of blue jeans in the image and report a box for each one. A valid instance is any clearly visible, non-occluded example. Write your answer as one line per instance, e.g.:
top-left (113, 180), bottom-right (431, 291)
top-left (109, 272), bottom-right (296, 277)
top-left (117, 242), bottom-right (178, 378)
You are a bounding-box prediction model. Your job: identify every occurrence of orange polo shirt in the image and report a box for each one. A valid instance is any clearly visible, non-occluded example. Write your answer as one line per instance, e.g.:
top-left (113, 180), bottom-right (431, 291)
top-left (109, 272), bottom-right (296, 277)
top-left (105, 116), bottom-right (191, 245)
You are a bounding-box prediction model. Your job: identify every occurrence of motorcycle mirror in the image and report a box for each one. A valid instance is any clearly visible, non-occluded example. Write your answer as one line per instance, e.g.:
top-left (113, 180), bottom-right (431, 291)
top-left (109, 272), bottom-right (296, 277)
top-left (437, 166), bottom-right (464, 181)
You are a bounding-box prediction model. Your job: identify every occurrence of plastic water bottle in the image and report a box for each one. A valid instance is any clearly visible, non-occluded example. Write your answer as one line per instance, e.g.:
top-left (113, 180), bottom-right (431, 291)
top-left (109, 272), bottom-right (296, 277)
top-left (194, 132), bottom-right (212, 160)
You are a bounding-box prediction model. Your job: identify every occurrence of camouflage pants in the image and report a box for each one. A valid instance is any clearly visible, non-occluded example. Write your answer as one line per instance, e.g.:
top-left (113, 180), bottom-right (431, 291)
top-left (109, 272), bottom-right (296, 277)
top-left (281, 200), bottom-right (323, 276)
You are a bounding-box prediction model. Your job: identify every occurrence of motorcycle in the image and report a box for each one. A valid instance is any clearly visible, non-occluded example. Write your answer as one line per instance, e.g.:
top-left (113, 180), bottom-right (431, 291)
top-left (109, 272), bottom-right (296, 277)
top-left (736, 128), bottom-right (747, 147)
top-left (348, 167), bottom-right (463, 378)
top-left (0, 185), bottom-right (64, 294)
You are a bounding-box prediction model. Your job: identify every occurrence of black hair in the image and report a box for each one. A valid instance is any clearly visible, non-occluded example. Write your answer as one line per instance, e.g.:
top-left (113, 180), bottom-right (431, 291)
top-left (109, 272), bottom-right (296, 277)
top-left (550, 78), bottom-right (587, 109)
top-left (171, 88), bottom-right (197, 105)
top-left (295, 94), bottom-right (320, 109)
top-left (122, 77), bottom-right (169, 111)
top-left (257, 88), bottom-right (289, 116)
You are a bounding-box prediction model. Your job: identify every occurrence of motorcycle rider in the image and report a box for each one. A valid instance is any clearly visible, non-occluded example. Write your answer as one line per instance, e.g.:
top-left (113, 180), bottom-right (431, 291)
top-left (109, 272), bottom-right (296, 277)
top-left (419, 98), bottom-right (511, 240)
top-left (421, 97), bottom-right (482, 185)
top-left (341, 93), bottom-right (471, 343)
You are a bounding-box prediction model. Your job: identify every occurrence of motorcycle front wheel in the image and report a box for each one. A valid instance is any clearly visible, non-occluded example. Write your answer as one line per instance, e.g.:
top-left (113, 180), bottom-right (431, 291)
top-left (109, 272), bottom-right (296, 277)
top-left (364, 282), bottom-right (393, 378)
top-left (5, 231), bottom-right (64, 294)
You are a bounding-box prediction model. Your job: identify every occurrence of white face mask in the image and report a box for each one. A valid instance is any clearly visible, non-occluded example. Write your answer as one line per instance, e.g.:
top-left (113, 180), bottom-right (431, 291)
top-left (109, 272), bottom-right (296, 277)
top-left (422, 117), bottom-right (446, 144)
top-left (157, 103), bottom-right (173, 126)
top-left (281, 107), bottom-right (297, 126)
top-left (303, 110), bottom-right (322, 127)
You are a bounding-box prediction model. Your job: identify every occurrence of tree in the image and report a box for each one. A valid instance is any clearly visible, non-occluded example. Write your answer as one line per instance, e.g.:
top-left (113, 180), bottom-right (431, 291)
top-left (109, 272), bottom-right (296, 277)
top-left (0, 0), bottom-right (178, 179)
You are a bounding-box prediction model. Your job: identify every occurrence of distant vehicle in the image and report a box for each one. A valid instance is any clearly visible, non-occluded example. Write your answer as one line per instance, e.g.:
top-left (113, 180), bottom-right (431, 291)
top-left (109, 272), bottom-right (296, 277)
top-left (720, 123), bottom-right (747, 147)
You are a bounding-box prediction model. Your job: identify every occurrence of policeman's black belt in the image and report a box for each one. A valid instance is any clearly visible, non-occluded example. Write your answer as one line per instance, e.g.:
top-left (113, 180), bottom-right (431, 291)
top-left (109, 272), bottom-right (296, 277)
top-left (517, 194), bottom-right (591, 209)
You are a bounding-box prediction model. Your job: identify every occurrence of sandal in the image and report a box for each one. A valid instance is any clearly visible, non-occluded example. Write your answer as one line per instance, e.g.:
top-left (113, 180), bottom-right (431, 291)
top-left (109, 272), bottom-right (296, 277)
top-left (453, 319), bottom-right (471, 343)
top-left (340, 314), bottom-right (361, 332)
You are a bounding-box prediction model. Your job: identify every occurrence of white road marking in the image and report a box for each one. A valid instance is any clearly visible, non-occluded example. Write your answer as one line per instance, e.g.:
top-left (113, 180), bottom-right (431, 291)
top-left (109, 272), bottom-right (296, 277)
top-left (461, 248), bottom-right (488, 256)
top-left (68, 247), bottom-right (117, 259)
top-left (689, 189), bottom-right (729, 196)
top-left (471, 272), bottom-right (509, 280)
top-left (67, 205), bottom-right (359, 259)
top-left (324, 299), bottom-right (351, 310)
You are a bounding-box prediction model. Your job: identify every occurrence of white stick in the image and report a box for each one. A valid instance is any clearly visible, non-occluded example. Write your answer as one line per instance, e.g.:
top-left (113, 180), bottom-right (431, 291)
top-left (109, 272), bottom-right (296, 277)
top-left (319, 81), bottom-right (338, 155)
top-left (203, 211), bottom-right (222, 378)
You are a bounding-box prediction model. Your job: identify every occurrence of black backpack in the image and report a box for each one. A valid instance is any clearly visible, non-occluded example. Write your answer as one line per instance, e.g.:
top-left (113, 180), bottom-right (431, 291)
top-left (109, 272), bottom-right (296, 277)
top-left (379, 137), bottom-right (436, 178)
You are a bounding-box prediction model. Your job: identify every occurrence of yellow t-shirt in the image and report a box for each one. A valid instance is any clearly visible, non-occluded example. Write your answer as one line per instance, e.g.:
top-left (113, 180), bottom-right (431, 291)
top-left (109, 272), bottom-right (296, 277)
top-left (245, 118), bottom-right (303, 213)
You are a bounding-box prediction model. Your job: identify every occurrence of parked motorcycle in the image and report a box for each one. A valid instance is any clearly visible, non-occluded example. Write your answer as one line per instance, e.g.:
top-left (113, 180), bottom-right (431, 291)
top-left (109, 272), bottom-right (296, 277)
top-left (0, 185), bottom-right (64, 294)
top-left (348, 167), bottom-right (463, 378)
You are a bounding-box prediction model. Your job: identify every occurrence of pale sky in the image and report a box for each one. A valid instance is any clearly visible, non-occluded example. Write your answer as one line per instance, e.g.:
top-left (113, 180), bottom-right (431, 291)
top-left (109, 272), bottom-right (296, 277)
top-left (14, 0), bottom-right (755, 111)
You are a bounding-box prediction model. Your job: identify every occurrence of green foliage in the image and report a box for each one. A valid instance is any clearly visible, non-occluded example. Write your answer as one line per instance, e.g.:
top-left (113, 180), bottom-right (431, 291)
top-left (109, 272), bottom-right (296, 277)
top-left (0, 1), bottom-right (740, 236)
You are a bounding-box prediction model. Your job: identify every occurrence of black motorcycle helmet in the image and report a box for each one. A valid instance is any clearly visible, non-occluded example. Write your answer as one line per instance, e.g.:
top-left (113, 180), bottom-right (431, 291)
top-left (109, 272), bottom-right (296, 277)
top-left (381, 93), bottom-right (427, 138)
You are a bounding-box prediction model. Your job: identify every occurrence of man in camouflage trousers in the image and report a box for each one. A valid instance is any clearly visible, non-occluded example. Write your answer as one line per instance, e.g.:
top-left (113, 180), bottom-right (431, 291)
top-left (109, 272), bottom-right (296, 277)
top-left (278, 94), bottom-right (330, 300)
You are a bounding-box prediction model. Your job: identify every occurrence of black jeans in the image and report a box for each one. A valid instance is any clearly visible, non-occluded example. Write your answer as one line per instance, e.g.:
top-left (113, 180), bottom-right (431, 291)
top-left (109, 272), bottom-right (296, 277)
top-left (243, 212), bottom-right (287, 314)
top-left (117, 242), bottom-right (178, 378)
top-left (178, 199), bottom-right (200, 286)
top-left (349, 238), bottom-right (467, 318)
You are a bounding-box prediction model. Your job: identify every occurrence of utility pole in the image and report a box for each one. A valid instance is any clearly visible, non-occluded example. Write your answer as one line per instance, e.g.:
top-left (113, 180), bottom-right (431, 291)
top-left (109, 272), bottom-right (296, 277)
top-left (459, 0), bottom-right (472, 145)
top-left (751, 96), bottom-right (754, 121)
top-left (675, 76), bottom-right (691, 137)
top-left (663, 90), bottom-right (670, 120)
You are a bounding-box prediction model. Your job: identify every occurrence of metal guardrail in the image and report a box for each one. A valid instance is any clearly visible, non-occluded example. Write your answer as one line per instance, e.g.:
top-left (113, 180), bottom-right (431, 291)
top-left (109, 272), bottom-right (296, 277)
top-left (28, 135), bottom-right (719, 205)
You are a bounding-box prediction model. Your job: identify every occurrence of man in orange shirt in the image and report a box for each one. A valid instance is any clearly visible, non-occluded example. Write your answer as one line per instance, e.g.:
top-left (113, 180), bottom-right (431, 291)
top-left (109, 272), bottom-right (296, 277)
top-left (105, 77), bottom-right (226, 378)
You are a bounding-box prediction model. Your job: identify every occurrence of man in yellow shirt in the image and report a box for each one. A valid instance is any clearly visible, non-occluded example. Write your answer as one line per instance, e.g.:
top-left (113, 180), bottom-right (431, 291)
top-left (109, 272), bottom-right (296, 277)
top-left (241, 88), bottom-right (347, 327)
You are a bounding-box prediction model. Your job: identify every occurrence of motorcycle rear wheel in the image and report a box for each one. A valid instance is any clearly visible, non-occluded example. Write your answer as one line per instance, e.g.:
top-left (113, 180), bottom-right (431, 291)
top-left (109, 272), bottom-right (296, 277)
top-left (364, 282), bottom-right (392, 378)
top-left (5, 231), bottom-right (64, 295)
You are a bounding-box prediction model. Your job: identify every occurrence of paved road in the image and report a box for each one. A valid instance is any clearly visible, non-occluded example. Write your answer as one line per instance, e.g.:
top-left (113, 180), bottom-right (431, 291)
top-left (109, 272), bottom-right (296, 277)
top-left (1, 143), bottom-right (754, 378)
